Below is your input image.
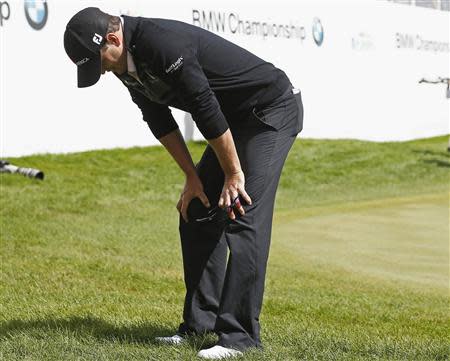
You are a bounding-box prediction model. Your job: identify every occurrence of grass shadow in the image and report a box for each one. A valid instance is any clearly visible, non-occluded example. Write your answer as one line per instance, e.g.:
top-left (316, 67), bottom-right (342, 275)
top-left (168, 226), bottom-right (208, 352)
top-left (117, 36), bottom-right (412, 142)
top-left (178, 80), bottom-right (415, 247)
top-left (413, 149), bottom-right (450, 168)
top-left (0, 316), bottom-right (175, 345)
top-left (423, 159), bottom-right (450, 168)
top-left (0, 316), bottom-right (220, 351)
top-left (413, 149), bottom-right (450, 158)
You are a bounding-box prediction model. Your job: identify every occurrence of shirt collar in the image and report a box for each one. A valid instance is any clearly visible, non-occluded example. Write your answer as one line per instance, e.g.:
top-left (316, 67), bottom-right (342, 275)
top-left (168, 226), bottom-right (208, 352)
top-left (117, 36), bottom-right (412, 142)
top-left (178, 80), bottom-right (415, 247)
top-left (120, 16), bottom-right (137, 74)
top-left (127, 50), bottom-right (137, 73)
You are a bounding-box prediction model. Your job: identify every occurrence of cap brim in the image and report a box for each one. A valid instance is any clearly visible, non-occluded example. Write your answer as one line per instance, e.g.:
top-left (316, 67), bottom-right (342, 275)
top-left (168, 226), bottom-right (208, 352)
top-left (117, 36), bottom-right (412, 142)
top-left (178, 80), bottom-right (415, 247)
top-left (77, 55), bottom-right (101, 88)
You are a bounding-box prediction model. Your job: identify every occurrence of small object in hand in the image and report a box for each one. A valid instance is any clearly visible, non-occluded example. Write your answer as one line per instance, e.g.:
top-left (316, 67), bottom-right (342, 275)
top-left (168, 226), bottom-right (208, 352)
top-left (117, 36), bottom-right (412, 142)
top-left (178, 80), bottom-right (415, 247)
top-left (226, 196), bottom-right (240, 213)
top-left (187, 197), bottom-right (217, 223)
top-left (190, 196), bottom-right (241, 223)
top-left (0, 160), bottom-right (44, 180)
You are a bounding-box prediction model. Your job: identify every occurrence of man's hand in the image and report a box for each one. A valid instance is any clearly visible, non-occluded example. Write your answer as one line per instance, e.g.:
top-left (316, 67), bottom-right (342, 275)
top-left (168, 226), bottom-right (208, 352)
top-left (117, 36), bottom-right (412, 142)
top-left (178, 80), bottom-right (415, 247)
top-left (206, 129), bottom-right (252, 220)
top-left (218, 170), bottom-right (252, 220)
top-left (177, 172), bottom-right (210, 223)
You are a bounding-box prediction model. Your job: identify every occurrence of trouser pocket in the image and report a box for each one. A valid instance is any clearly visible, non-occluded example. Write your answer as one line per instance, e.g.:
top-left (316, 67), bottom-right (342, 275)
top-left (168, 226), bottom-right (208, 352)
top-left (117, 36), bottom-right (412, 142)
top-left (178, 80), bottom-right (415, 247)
top-left (251, 101), bottom-right (286, 131)
top-left (252, 92), bottom-right (302, 136)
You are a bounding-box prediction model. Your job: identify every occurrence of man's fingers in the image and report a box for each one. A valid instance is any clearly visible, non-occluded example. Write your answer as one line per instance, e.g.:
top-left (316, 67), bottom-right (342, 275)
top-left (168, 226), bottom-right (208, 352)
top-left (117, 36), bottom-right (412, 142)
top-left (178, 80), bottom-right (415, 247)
top-left (180, 196), bottom-right (191, 223)
top-left (181, 203), bottom-right (189, 223)
top-left (219, 190), bottom-right (231, 209)
top-left (176, 198), bottom-right (182, 212)
top-left (227, 206), bottom-right (236, 220)
top-left (234, 197), bottom-right (245, 216)
top-left (225, 191), bottom-right (232, 207)
top-left (198, 192), bottom-right (211, 209)
top-left (218, 191), bottom-right (225, 208)
top-left (239, 188), bottom-right (252, 205)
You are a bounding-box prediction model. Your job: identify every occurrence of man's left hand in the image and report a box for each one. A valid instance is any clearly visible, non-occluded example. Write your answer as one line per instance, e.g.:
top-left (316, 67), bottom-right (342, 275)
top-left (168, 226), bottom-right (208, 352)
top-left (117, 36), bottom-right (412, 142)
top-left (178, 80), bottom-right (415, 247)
top-left (218, 170), bottom-right (252, 220)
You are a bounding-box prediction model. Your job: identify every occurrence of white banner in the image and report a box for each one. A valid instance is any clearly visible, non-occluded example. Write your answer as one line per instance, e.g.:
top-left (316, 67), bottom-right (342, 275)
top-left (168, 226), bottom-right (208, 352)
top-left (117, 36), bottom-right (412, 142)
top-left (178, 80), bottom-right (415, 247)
top-left (1, 0), bottom-right (449, 156)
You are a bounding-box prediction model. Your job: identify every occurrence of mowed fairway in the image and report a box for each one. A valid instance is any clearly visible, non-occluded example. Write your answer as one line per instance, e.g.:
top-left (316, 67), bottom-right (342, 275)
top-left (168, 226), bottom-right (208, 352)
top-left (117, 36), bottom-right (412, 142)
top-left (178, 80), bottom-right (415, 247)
top-left (1, 136), bottom-right (448, 360)
top-left (274, 193), bottom-right (447, 289)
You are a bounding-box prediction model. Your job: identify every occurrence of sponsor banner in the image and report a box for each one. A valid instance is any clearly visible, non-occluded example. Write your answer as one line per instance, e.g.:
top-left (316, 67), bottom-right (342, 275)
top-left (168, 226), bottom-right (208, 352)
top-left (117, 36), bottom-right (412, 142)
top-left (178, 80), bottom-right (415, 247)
top-left (396, 32), bottom-right (449, 52)
top-left (1, 0), bottom-right (449, 156)
top-left (192, 9), bottom-right (307, 41)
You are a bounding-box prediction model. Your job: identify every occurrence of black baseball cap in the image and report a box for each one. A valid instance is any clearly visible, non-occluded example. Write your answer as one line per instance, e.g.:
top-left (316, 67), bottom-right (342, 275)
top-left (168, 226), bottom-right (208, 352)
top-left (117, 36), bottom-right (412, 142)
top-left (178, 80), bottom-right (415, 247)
top-left (64, 7), bottom-right (110, 88)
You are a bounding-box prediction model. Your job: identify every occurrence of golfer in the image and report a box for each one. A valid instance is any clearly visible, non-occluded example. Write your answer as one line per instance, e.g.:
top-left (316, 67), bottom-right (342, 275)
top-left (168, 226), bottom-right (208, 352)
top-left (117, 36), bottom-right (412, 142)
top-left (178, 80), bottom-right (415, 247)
top-left (64, 7), bottom-right (303, 359)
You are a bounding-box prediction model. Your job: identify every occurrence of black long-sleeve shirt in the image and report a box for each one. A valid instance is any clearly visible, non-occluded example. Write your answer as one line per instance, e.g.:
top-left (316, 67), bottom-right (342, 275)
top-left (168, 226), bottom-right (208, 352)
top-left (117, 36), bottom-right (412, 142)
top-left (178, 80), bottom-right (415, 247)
top-left (118, 15), bottom-right (291, 140)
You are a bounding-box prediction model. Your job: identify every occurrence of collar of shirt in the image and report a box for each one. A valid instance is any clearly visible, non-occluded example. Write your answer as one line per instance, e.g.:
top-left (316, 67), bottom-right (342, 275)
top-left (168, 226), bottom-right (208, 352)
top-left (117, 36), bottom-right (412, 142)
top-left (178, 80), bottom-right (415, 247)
top-left (127, 51), bottom-right (137, 74)
top-left (121, 16), bottom-right (140, 80)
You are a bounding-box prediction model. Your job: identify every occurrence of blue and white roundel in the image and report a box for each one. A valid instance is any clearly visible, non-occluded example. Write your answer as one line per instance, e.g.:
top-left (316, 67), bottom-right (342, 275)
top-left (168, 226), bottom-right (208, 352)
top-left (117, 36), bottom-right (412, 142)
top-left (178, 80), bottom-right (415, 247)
top-left (312, 17), bottom-right (324, 46)
top-left (24, 0), bottom-right (48, 30)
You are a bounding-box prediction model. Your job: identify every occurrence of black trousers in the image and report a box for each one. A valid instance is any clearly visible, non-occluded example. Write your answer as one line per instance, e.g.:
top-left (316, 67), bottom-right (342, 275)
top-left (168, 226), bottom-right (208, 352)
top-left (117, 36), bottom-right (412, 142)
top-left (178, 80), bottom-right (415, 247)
top-left (178, 88), bottom-right (303, 351)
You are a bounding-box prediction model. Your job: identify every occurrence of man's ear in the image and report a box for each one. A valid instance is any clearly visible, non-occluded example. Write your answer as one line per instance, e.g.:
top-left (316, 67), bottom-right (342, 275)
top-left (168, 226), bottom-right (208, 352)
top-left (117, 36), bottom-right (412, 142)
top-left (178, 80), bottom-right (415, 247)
top-left (105, 33), bottom-right (120, 46)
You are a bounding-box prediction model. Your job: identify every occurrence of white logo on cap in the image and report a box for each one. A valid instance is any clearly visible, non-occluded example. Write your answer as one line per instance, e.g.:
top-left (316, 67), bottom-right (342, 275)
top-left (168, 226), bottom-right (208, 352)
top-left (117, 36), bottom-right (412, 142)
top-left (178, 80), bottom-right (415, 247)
top-left (76, 57), bottom-right (90, 66)
top-left (93, 33), bottom-right (103, 45)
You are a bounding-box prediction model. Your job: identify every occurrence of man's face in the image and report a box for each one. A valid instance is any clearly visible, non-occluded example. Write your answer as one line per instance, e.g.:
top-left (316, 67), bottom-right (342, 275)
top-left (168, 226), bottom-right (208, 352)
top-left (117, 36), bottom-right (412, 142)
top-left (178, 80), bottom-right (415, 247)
top-left (100, 33), bottom-right (126, 75)
top-left (100, 44), bottom-right (123, 75)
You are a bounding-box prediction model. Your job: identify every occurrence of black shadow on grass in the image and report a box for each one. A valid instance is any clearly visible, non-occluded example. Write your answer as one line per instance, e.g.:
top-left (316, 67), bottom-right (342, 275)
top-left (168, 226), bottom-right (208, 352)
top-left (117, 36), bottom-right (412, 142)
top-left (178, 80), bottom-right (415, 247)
top-left (414, 149), bottom-right (450, 158)
top-left (0, 316), bottom-right (175, 345)
top-left (0, 316), bottom-right (219, 350)
top-left (423, 159), bottom-right (450, 168)
top-left (413, 150), bottom-right (450, 168)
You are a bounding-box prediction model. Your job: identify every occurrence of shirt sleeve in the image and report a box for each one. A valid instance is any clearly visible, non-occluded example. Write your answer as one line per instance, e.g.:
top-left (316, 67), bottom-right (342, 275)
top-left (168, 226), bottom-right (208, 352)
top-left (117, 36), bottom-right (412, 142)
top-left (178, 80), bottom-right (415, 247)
top-left (127, 87), bottom-right (179, 139)
top-left (139, 24), bottom-right (229, 140)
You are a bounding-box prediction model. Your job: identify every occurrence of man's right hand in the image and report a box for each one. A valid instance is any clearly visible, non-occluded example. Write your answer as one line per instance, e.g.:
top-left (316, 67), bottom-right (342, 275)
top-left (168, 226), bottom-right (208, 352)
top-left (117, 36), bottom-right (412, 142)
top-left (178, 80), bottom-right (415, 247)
top-left (177, 172), bottom-right (211, 223)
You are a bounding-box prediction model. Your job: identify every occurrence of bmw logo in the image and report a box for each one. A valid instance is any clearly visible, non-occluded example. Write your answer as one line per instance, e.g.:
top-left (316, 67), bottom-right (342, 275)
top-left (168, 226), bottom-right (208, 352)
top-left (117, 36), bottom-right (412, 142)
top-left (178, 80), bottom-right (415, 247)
top-left (24, 0), bottom-right (48, 30)
top-left (312, 17), bottom-right (324, 46)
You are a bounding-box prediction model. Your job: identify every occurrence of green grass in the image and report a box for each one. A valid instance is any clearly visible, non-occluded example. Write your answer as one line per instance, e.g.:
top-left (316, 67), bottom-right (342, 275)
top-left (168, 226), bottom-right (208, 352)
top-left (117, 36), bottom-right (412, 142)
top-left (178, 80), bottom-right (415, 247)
top-left (1, 136), bottom-right (449, 360)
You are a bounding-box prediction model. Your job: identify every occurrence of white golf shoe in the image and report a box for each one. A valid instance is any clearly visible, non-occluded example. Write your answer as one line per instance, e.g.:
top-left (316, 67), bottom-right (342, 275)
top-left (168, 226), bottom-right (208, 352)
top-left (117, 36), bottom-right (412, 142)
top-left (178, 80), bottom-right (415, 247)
top-left (155, 334), bottom-right (186, 345)
top-left (197, 345), bottom-right (243, 359)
